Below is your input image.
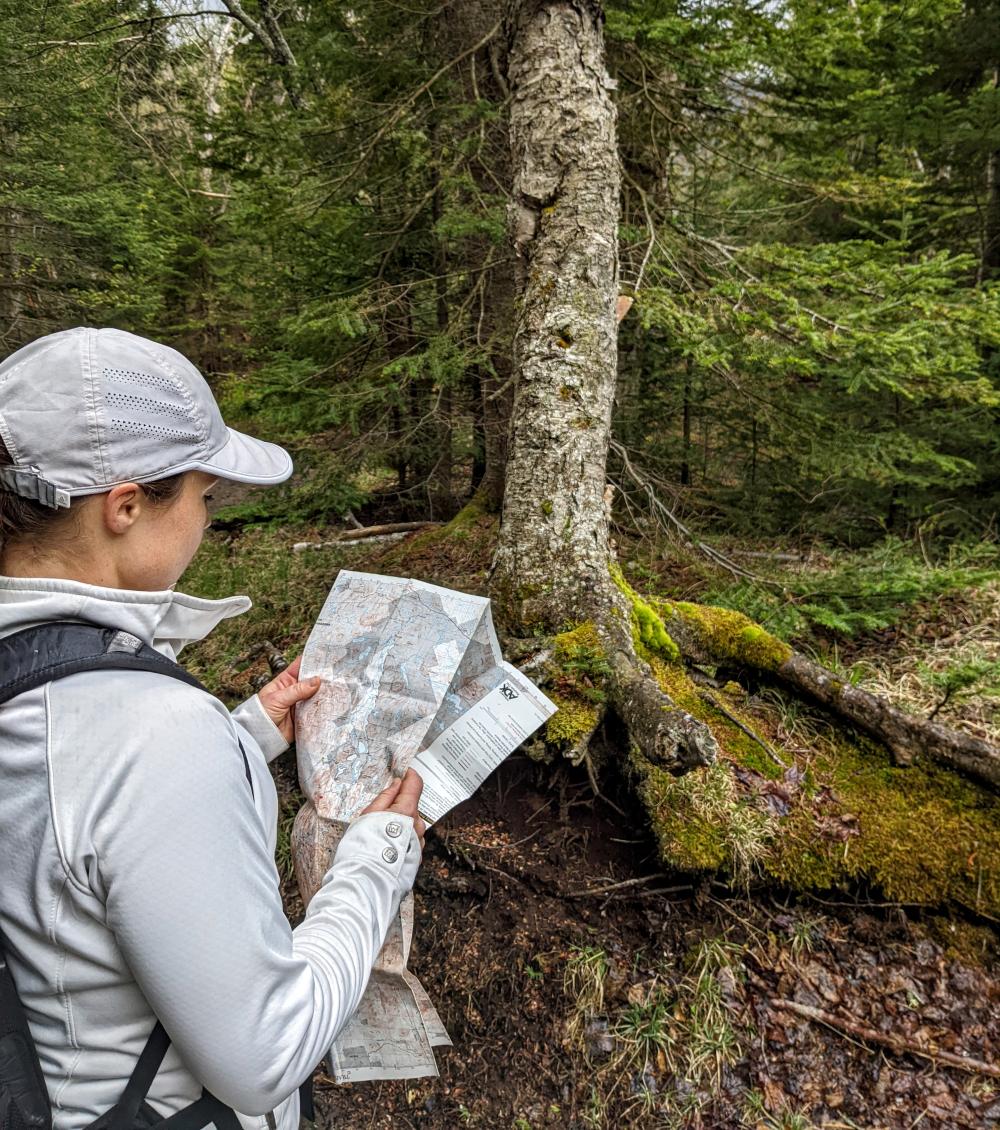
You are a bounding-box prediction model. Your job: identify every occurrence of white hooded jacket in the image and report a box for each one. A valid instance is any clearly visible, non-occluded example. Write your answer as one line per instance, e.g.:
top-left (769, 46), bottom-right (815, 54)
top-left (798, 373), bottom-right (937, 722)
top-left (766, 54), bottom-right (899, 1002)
top-left (0, 577), bottom-right (421, 1130)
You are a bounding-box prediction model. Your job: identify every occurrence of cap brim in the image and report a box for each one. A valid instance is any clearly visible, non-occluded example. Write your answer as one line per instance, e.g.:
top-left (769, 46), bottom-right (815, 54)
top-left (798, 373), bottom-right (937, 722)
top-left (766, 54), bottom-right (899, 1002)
top-left (195, 427), bottom-right (293, 486)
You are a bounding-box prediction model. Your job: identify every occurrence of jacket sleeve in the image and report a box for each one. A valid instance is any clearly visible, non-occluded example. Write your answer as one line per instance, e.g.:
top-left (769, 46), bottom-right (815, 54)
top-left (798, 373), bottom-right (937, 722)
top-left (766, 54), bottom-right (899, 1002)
top-left (230, 693), bottom-right (288, 763)
top-left (87, 679), bottom-right (420, 1115)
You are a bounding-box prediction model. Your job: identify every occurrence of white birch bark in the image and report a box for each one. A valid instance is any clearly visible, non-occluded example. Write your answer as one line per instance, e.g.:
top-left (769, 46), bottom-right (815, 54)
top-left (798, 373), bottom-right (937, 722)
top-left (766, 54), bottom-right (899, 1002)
top-left (492, 0), bottom-right (620, 629)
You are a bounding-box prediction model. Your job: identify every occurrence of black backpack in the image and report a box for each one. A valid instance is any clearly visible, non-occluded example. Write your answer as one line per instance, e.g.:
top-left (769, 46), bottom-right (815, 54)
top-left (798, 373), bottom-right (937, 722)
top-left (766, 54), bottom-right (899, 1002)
top-left (0, 623), bottom-right (313, 1130)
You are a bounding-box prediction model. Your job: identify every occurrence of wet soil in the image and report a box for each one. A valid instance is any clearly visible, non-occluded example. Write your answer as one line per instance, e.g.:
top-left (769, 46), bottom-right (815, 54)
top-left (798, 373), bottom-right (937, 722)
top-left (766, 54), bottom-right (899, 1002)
top-left (275, 756), bottom-right (1000, 1130)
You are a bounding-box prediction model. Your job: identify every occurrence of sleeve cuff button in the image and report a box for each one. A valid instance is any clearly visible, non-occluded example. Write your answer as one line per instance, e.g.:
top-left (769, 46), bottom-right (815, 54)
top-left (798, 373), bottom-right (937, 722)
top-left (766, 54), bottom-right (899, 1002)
top-left (382, 846), bottom-right (399, 864)
top-left (386, 820), bottom-right (403, 838)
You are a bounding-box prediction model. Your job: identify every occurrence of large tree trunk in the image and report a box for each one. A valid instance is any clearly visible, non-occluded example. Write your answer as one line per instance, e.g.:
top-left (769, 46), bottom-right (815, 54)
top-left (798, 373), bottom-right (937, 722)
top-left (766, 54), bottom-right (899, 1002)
top-left (492, 0), bottom-right (620, 629)
top-left (491, 0), bottom-right (717, 774)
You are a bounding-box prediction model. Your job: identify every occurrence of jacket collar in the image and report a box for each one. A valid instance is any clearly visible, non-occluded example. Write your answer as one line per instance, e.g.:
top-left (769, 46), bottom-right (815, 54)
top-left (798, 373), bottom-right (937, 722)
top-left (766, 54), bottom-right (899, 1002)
top-left (0, 576), bottom-right (250, 660)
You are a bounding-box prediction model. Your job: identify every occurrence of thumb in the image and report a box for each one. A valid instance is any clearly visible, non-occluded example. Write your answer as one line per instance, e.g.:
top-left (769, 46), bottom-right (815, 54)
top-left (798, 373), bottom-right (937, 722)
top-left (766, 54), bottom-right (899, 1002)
top-left (267, 676), bottom-right (321, 711)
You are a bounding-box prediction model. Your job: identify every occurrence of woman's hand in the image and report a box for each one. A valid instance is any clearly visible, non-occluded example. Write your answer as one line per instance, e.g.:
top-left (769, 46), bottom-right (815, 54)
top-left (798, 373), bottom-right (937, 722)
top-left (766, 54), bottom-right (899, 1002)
top-left (257, 656), bottom-right (321, 743)
top-left (362, 768), bottom-right (426, 849)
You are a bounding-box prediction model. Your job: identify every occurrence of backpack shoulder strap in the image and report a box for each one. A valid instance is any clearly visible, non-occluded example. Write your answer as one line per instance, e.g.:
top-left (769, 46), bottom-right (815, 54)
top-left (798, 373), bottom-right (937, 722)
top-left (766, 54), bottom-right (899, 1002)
top-left (0, 622), bottom-right (253, 796)
top-left (0, 623), bottom-right (205, 706)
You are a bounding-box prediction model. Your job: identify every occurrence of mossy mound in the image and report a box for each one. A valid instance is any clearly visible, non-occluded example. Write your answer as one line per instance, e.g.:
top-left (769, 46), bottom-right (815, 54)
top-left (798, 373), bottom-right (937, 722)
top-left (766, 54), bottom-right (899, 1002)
top-left (635, 755), bottom-right (774, 877)
top-left (544, 623), bottom-right (610, 754)
top-left (375, 496), bottom-right (497, 593)
top-left (546, 693), bottom-right (601, 748)
top-left (768, 731), bottom-right (1000, 914)
top-left (631, 652), bottom-right (1000, 915)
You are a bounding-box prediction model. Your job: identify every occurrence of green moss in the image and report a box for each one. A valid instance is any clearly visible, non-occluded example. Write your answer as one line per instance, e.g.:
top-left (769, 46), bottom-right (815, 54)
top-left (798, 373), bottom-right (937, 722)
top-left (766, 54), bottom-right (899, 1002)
top-left (610, 565), bottom-right (681, 663)
top-left (651, 657), bottom-right (785, 780)
top-left (631, 653), bottom-right (1000, 912)
top-left (635, 755), bottom-right (773, 877)
top-left (767, 731), bottom-right (1000, 913)
top-left (518, 581), bottom-right (547, 600)
top-left (552, 622), bottom-right (608, 673)
top-left (540, 500), bottom-right (554, 516)
top-left (546, 693), bottom-right (600, 746)
top-left (666, 600), bottom-right (792, 672)
top-left (543, 625), bottom-right (611, 755)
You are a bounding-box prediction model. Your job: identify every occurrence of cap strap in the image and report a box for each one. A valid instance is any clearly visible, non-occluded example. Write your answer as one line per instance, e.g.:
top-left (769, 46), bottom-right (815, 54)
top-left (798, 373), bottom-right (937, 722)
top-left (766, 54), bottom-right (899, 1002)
top-left (0, 467), bottom-right (71, 509)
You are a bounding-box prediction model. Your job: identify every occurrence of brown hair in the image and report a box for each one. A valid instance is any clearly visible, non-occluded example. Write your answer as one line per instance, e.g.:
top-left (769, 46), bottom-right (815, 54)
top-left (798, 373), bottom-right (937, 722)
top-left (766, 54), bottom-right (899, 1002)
top-left (0, 440), bottom-right (186, 553)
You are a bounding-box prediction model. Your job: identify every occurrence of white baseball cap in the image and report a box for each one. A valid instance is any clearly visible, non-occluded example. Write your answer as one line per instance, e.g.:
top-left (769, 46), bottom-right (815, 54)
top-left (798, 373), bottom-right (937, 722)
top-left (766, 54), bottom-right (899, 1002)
top-left (0, 327), bottom-right (292, 508)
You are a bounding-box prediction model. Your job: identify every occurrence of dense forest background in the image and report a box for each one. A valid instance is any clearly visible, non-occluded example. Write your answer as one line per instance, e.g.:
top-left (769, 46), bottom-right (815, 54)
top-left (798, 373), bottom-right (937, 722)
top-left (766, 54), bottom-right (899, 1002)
top-left (4, 0), bottom-right (999, 544)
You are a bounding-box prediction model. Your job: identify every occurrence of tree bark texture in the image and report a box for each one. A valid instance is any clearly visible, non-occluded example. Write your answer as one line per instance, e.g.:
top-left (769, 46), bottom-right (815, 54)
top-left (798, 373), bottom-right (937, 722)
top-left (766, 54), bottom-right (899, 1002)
top-left (492, 0), bottom-right (621, 630)
top-left (491, 1), bottom-right (717, 774)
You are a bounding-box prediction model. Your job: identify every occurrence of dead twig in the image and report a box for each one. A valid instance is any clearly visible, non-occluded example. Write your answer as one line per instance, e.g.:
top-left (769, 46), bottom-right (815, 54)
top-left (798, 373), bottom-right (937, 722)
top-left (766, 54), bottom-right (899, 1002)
top-left (562, 874), bottom-right (670, 898)
top-left (335, 520), bottom-right (440, 541)
top-left (582, 747), bottom-right (628, 818)
top-left (771, 998), bottom-right (1000, 1079)
top-left (699, 689), bottom-right (788, 769)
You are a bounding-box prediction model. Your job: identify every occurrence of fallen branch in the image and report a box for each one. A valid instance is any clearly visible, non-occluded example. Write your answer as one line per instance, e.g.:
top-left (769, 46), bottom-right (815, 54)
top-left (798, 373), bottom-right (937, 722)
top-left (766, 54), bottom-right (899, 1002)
top-left (335, 520), bottom-right (440, 541)
top-left (772, 997), bottom-right (1000, 1079)
top-left (292, 521), bottom-right (441, 552)
top-left (661, 603), bottom-right (1000, 791)
top-left (698, 688), bottom-right (788, 769)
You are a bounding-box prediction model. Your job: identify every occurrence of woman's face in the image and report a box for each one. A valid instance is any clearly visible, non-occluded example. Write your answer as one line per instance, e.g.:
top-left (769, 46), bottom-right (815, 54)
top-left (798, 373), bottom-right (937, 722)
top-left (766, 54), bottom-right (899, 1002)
top-left (119, 471), bottom-right (217, 591)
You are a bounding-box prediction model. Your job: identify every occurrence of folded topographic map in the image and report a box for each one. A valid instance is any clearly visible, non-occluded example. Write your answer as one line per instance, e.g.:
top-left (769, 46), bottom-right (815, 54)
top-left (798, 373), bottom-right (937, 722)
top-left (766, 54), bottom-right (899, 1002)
top-left (292, 571), bottom-right (556, 1081)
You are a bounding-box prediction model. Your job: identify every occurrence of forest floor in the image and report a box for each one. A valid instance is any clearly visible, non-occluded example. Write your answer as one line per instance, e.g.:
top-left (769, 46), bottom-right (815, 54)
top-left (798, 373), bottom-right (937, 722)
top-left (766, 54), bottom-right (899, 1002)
top-left (183, 509), bottom-right (1000, 1130)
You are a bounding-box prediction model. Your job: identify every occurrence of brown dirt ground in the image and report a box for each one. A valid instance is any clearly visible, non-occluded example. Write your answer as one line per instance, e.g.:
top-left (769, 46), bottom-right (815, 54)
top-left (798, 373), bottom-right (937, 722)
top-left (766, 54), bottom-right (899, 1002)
top-left (268, 751), bottom-right (1000, 1130)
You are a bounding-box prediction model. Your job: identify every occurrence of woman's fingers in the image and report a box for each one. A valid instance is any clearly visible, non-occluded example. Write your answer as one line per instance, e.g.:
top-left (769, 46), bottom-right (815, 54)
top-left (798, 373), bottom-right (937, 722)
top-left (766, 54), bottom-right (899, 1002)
top-left (388, 769), bottom-right (425, 848)
top-left (412, 814), bottom-right (427, 850)
top-left (361, 770), bottom-right (426, 847)
top-left (268, 676), bottom-right (321, 711)
top-left (361, 776), bottom-right (404, 814)
top-left (388, 768), bottom-right (423, 815)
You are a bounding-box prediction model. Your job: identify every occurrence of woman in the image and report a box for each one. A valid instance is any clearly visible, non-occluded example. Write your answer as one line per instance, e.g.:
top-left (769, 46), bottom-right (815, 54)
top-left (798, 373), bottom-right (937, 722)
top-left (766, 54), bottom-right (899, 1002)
top-left (0, 327), bottom-right (425, 1130)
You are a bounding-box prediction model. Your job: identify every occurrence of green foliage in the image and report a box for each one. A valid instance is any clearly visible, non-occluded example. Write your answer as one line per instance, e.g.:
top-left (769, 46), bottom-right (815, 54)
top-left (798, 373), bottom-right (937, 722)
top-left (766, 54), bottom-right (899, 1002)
top-left (704, 538), bottom-right (999, 644)
top-left (922, 655), bottom-right (1000, 716)
top-left (4, 0), bottom-right (999, 540)
top-left (609, 0), bottom-right (1000, 538)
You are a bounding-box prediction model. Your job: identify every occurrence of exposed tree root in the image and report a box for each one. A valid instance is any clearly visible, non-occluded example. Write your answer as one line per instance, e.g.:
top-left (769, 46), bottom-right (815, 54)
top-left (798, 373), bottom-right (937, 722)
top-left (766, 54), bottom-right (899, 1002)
top-left (658, 602), bottom-right (1000, 792)
top-left (606, 642), bottom-right (718, 774)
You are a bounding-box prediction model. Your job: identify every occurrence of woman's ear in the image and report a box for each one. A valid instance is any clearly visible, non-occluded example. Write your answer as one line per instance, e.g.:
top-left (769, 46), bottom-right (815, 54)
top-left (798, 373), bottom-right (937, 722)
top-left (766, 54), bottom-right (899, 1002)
top-left (102, 483), bottom-right (143, 535)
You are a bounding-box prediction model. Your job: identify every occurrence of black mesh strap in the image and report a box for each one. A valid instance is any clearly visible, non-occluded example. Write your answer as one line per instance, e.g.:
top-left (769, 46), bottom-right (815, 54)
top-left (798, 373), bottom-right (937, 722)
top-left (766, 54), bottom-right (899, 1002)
top-left (298, 1076), bottom-right (315, 1123)
top-left (1, 622), bottom-right (261, 1130)
top-left (92, 1025), bottom-right (170, 1130)
top-left (0, 624), bottom-right (204, 706)
top-left (153, 1092), bottom-right (241, 1130)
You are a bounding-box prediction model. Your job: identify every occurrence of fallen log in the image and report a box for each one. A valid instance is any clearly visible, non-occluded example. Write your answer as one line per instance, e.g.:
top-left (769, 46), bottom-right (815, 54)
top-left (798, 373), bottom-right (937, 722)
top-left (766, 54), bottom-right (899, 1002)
top-left (335, 520), bottom-right (441, 541)
top-left (657, 601), bottom-right (1000, 792)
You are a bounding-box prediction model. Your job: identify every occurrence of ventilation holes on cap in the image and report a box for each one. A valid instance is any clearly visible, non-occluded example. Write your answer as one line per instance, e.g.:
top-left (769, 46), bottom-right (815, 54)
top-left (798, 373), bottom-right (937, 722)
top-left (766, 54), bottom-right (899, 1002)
top-left (104, 368), bottom-right (185, 395)
top-left (105, 390), bottom-right (190, 420)
top-left (110, 419), bottom-right (199, 442)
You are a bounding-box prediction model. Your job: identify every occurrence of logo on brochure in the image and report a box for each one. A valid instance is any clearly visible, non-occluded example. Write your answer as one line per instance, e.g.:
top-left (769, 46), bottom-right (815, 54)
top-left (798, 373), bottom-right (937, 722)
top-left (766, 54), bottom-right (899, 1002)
top-left (500, 682), bottom-right (519, 702)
